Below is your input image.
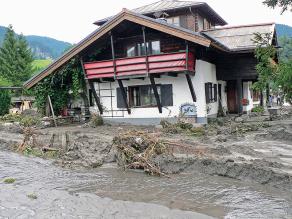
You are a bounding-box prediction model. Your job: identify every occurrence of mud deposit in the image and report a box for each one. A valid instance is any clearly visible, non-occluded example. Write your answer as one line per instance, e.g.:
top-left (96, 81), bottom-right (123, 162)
top-left (1, 115), bottom-right (292, 218)
top-left (1, 151), bottom-right (292, 219)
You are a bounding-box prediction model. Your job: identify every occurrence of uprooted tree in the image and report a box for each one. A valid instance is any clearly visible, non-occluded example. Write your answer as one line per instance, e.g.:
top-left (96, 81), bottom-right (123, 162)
top-left (113, 130), bottom-right (171, 177)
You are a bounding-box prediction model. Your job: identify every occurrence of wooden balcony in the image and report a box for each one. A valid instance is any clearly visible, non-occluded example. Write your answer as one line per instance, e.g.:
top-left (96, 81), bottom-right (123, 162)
top-left (83, 51), bottom-right (195, 80)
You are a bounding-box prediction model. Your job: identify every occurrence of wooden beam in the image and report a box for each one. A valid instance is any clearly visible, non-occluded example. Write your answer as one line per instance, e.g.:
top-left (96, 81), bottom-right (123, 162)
top-left (47, 95), bottom-right (57, 127)
top-left (110, 32), bottom-right (117, 79)
top-left (142, 26), bottom-right (149, 76)
top-left (117, 79), bottom-right (131, 114)
top-left (149, 75), bottom-right (162, 113)
top-left (89, 81), bottom-right (103, 114)
top-left (185, 74), bottom-right (197, 102)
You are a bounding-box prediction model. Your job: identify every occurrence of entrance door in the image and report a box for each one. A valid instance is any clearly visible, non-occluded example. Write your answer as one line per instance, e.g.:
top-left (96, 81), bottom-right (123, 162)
top-left (227, 81), bottom-right (237, 113)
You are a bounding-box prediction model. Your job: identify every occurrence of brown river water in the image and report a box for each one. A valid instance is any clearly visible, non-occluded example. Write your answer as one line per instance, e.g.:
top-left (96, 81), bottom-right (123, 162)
top-left (0, 150), bottom-right (292, 219)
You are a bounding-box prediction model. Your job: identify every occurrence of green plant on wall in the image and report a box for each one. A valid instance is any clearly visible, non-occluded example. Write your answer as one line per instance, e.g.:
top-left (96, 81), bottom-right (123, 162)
top-left (33, 57), bottom-right (85, 115)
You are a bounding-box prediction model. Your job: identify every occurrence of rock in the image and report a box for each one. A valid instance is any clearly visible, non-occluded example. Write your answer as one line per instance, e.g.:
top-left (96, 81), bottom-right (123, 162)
top-left (235, 117), bottom-right (244, 123)
top-left (90, 159), bottom-right (103, 168)
top-left (155, 125), bottom-right (163, 129)
top-left (192, 123), bottom-right (204, 128)
top-left (215, 136), bottom-right (227, 142)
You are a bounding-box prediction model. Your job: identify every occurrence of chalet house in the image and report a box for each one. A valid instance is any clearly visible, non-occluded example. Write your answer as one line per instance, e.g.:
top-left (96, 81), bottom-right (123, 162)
top-left (24, 0), bottom-right (277, 124)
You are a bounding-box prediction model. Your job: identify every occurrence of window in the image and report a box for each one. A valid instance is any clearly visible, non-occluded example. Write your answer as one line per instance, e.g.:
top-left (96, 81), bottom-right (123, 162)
top-left (205, 83), bottom-right (218, 103)
top-left (203, 18), bottom-right (210, 30)
top-left (116, 84), bottom-right (173, 108)
top-left (166, 16), bottom-right (180, 26)
top-left (129, 85), bottom-right (161, 107)
top-left (127, 45), bottom-right (136, 57)
top-left (126, 41), bottom-right (161, 57)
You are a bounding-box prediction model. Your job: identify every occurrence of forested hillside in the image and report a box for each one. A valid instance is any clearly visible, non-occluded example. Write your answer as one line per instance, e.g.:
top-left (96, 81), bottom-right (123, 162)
top-left (276, 24), bottom-right (292, 61)
top-left (0, 25), bottom-right (72, 60)
top-left (276, 24), bottom-right (292, 37)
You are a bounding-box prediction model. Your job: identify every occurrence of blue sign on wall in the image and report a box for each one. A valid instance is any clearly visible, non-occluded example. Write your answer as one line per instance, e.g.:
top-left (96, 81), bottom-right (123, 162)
top-left (180, 103), bottom-right (197, 117)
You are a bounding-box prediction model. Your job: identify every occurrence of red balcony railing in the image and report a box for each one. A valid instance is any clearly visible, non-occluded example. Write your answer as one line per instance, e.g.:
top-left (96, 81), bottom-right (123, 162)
top-left (84, 51), bottom-right (195, 79)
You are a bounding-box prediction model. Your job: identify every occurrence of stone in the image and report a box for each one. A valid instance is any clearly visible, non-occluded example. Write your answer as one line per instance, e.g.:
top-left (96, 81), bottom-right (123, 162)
top-left (155, 125), bottom-right (163, 129)
top-left (235, 117), bottom-right (244, 123)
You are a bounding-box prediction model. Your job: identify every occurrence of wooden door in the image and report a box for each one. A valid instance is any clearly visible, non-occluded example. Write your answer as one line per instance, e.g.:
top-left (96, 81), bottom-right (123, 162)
top-left (227, 81), bottom-right (237, 113)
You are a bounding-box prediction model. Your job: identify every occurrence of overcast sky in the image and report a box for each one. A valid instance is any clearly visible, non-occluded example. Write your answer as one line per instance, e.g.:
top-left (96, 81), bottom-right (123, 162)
top-left (1, 0), bottom-right (291, 43)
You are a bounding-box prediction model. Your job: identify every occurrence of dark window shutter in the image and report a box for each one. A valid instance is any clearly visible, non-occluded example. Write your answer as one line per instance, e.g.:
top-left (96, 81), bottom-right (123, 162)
top-left (161, 84), bottom-right (173, 106)
top-left (116, 88), bottom-right (127, 108)
top-left (214, 84), bottom-right (218, 102)
top-left (205, 83), bottom-right (210, 104)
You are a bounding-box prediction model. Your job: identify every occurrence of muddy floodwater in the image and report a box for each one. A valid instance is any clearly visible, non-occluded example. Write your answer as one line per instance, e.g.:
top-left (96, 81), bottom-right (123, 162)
top-left (1, 150), bottom-right (292, 219)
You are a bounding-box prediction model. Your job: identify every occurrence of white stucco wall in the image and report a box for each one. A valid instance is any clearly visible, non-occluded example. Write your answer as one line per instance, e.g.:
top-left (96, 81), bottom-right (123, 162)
top-left (243, 81), bottom-right (253, 112)
top-left (90, 60), bottom-right (220, 124)
top-left (194, 60), bottom-right (219, 118)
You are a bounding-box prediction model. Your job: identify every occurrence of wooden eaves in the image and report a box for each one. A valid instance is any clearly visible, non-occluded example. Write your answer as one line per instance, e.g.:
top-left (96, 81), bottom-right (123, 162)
top-left (23, 8), bottom-right (211, 89)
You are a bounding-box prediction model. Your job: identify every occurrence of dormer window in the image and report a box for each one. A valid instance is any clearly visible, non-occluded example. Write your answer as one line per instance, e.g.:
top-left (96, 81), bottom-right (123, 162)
top-left (203, 18), bottom-right (212, 30)
top-left (166, 16), bottom-right (180, 27)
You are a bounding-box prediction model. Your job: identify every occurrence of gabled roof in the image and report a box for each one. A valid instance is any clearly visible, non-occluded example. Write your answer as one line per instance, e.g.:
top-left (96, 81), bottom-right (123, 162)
top-left (134, 0), bottom-right (204, 14)
top-left (202, 23), bottom-right (276, 52)
top-left (94, 0), bottom-right (227, 26)
top-left (24, 9), bottom-right (211, 89)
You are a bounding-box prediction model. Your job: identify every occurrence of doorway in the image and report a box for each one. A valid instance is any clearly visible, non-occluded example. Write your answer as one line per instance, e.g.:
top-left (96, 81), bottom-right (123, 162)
top-left (227, 81), bottom-right (237, 113)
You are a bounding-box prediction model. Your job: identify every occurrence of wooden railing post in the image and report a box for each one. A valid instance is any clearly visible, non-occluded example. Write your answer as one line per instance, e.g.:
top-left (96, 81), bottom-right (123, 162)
top-left (142, 26), bottom-right (149, 76)
top-left (185, 40), bottom-right (189, 71)
top-left (110, 32), bottom-right (117, 79)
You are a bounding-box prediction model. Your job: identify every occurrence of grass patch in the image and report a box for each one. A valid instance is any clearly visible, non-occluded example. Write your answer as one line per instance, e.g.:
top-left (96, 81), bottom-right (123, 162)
top-left (27, 193), bottom-right (38, 200)
top-left (3, 178), bottom-right (16, 184)
top-left (252, 106), bottom-right (265, 113)
top-left (32, 59), bottom-right (52, 73)
top-left (23, 146), bottom-right (59, 159)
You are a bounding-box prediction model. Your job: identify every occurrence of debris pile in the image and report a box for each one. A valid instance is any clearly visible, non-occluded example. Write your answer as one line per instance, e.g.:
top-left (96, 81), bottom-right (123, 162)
top-left (113, 130), bottom-right (171, 177)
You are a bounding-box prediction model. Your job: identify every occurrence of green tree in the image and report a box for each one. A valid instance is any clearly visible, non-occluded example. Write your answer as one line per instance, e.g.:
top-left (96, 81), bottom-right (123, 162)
top-left (0, 25), bottom-right (18, 85)
top-left (0, 25), bottom-right (33, 86)
top-left (0, 90), bottom-right (11, 116)
top-left (16, 34), bottom-right (34, 82)
top-left (263, 0), bottom-right (292, 13)
top-left (278, 36), bottom-right (292, 61)
top-left (252, 33), bottom-right (277, 92)
top-left (276, 62), bottom-right (292, 103)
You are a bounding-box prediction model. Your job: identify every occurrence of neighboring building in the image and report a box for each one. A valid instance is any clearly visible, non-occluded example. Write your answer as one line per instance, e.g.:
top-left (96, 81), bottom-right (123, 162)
top-left (24, 0), bottom-right (278, 124)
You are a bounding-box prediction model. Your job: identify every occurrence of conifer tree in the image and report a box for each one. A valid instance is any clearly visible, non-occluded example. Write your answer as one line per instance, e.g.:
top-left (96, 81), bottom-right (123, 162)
top-left (0, 25), bottom-right (18, 85)
top-left (0, 25), bottom-right (33, 86)
top-left (17, 34), bottom-right (33, 82)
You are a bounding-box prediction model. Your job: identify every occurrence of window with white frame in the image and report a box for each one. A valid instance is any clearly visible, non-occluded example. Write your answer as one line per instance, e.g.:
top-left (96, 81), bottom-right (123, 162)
top-left (166, 16), bottom-right (180, 26)
top-left (205, 83), bottom-right (218, 103)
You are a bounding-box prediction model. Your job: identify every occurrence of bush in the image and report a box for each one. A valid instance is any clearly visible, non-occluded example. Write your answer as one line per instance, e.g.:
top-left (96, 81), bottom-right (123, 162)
top-left (89, 114), bottom-right (103, 127)
top-left (3, 178), bottom-right (16, 184)
top-left (20, 116), bottom-right (41, 127)
top-left (0, 114), bottom-right (22, 122)
top-left (252, 106), bottom-right (265, 113)
top-left (0, 90), bottom-right (11, 116)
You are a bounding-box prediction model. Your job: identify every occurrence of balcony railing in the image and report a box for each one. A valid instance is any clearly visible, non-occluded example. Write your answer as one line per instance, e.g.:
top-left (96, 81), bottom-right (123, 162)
top-left (83, 51), bottom-right (195, 80)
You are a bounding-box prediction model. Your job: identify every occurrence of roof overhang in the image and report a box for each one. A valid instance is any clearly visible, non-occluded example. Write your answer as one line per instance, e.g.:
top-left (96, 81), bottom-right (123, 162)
top-left (24, 9), bottom-right (211, 89)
